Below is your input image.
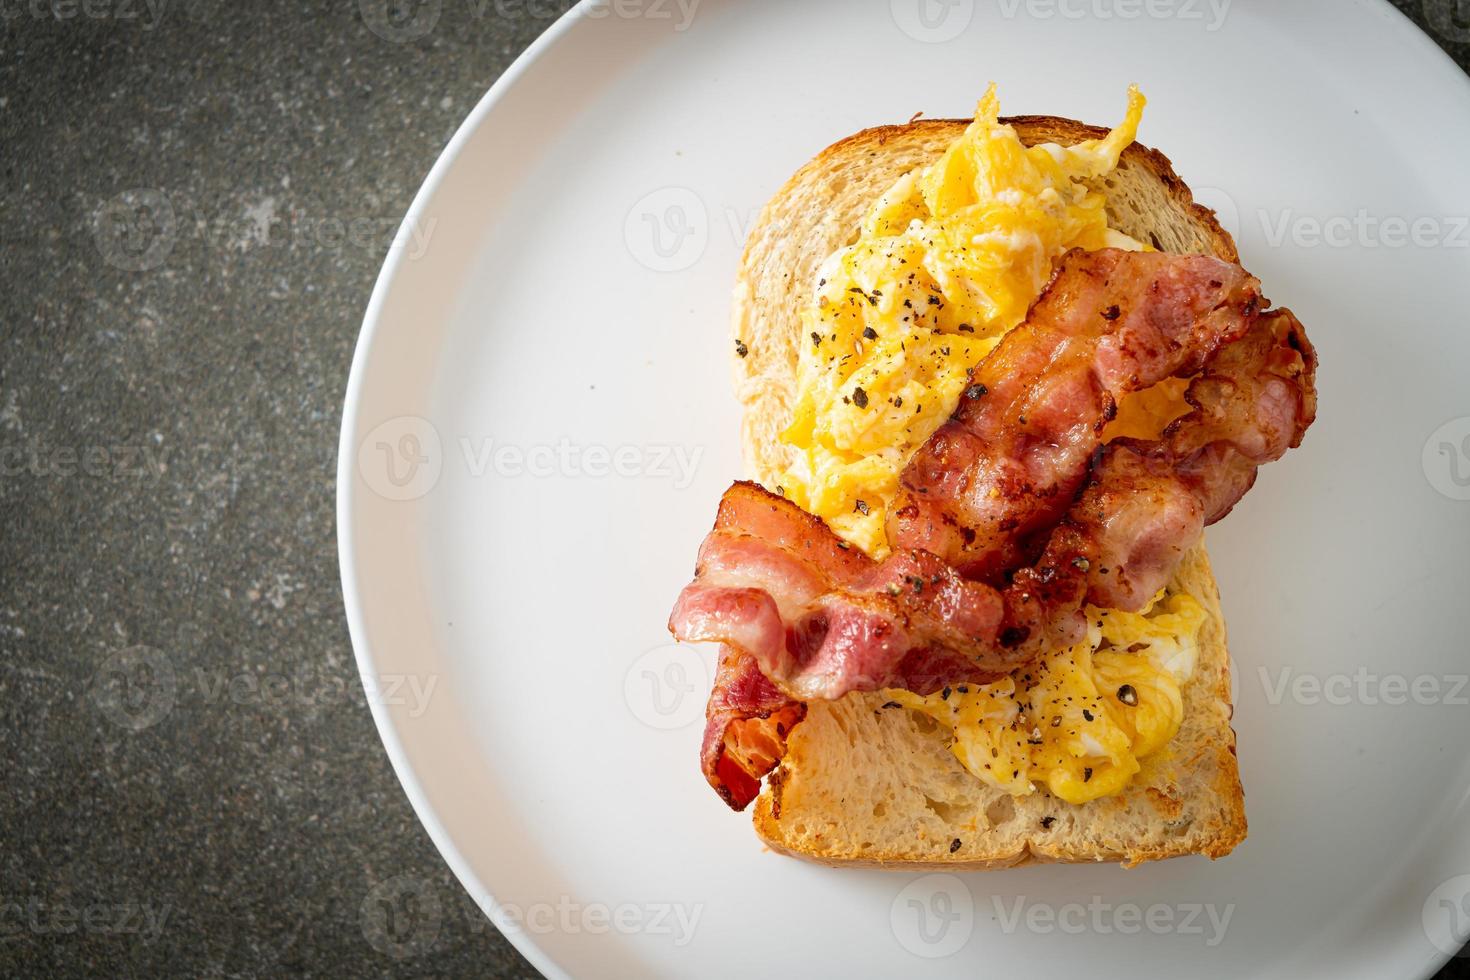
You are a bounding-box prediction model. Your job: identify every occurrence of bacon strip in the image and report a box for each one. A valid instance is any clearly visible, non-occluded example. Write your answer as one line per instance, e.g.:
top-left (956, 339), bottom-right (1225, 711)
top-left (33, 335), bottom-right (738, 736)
top-left (700, 648), bottom-right (805, 811)
top-left (889, 248), bottom-right (1261, 584)
top-left (1021, 308), bottom-right (1318, 616)
top-left (670, 482), bottom-right (1020, 701)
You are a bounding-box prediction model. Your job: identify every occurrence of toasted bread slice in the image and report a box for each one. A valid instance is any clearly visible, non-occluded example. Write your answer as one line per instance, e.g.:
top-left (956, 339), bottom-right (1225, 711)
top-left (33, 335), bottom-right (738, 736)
top-left (730, 115), bottom-right (1247, 869)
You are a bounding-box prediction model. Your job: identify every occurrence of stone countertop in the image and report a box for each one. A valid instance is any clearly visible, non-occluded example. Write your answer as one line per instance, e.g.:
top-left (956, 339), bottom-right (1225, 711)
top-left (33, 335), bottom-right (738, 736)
top-left (1, 1), bottom-right (1466, 976)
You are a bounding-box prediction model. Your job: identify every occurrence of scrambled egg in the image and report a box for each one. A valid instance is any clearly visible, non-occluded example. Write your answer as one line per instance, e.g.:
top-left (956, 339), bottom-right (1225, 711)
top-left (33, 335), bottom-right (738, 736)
top-left (776, 85), bottom-right (1209, 806)
top-left (888, 592), bottom-right (1206, 805)
top-left (779, 83), bottom-right (1146, 556)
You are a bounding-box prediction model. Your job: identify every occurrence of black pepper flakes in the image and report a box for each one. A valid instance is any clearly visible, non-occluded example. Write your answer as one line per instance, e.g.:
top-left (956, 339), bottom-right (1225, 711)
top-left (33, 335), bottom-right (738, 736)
top-left (882, 700), bottom-right (902, 710)
top-left (862, 326), bottom-right (878, 340)
top-left (854, 499), bottom-right (870, 516)
top-left (1117, 684), bottom-right (1138, 707)
top-left (941, 686), bottom-right (952, 700)
top-left (949, 838), bottom-right (962, 854)
top-left (852, 386), bottom-right (869, 409)
top-left (1082, 709), bottom-right (1095, 722)
top-left (1083, 767), bottom-right (1093, 783)
top-left (1041, 816), bottom-right (1056, 829)
top-left (964, 384), bottom-right (988, 400)
top-left (810, 332), bottom-right (822, 348)
top-left (734, 339), bottom-right (748, 358)
top-left (1102, 304), bottom-right (1121, 321)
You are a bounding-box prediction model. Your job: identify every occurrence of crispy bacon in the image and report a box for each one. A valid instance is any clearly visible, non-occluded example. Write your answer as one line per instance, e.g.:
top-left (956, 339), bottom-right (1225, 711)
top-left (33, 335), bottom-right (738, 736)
top-left (1023, 308), bottom-right (1318, 615)
top-left (670, 252), bottom-right (1318, 811)
top-left (700, 647), bottom-right (805, 810)
top-left (889, 248), bottom-right (1262, 584)
top-left (670, 483), bottom-right (1021, 702)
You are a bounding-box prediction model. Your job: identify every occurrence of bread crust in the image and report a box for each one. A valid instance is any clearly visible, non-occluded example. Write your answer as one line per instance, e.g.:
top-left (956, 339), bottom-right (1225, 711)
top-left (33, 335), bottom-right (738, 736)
top-left (730, 114), bottom-right (1247, 868)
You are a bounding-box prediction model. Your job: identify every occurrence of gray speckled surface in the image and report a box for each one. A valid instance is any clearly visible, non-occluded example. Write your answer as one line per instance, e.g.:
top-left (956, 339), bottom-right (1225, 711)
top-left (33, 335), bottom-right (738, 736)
top-left (1, 1), bottom-right (572, 975)
top-left (0, 1), bottom-right (1466, 976)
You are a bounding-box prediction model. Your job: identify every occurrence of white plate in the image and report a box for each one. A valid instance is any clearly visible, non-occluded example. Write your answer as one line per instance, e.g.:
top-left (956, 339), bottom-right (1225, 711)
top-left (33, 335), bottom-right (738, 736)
top-left (337, 1), bottom-right (1470, 976)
